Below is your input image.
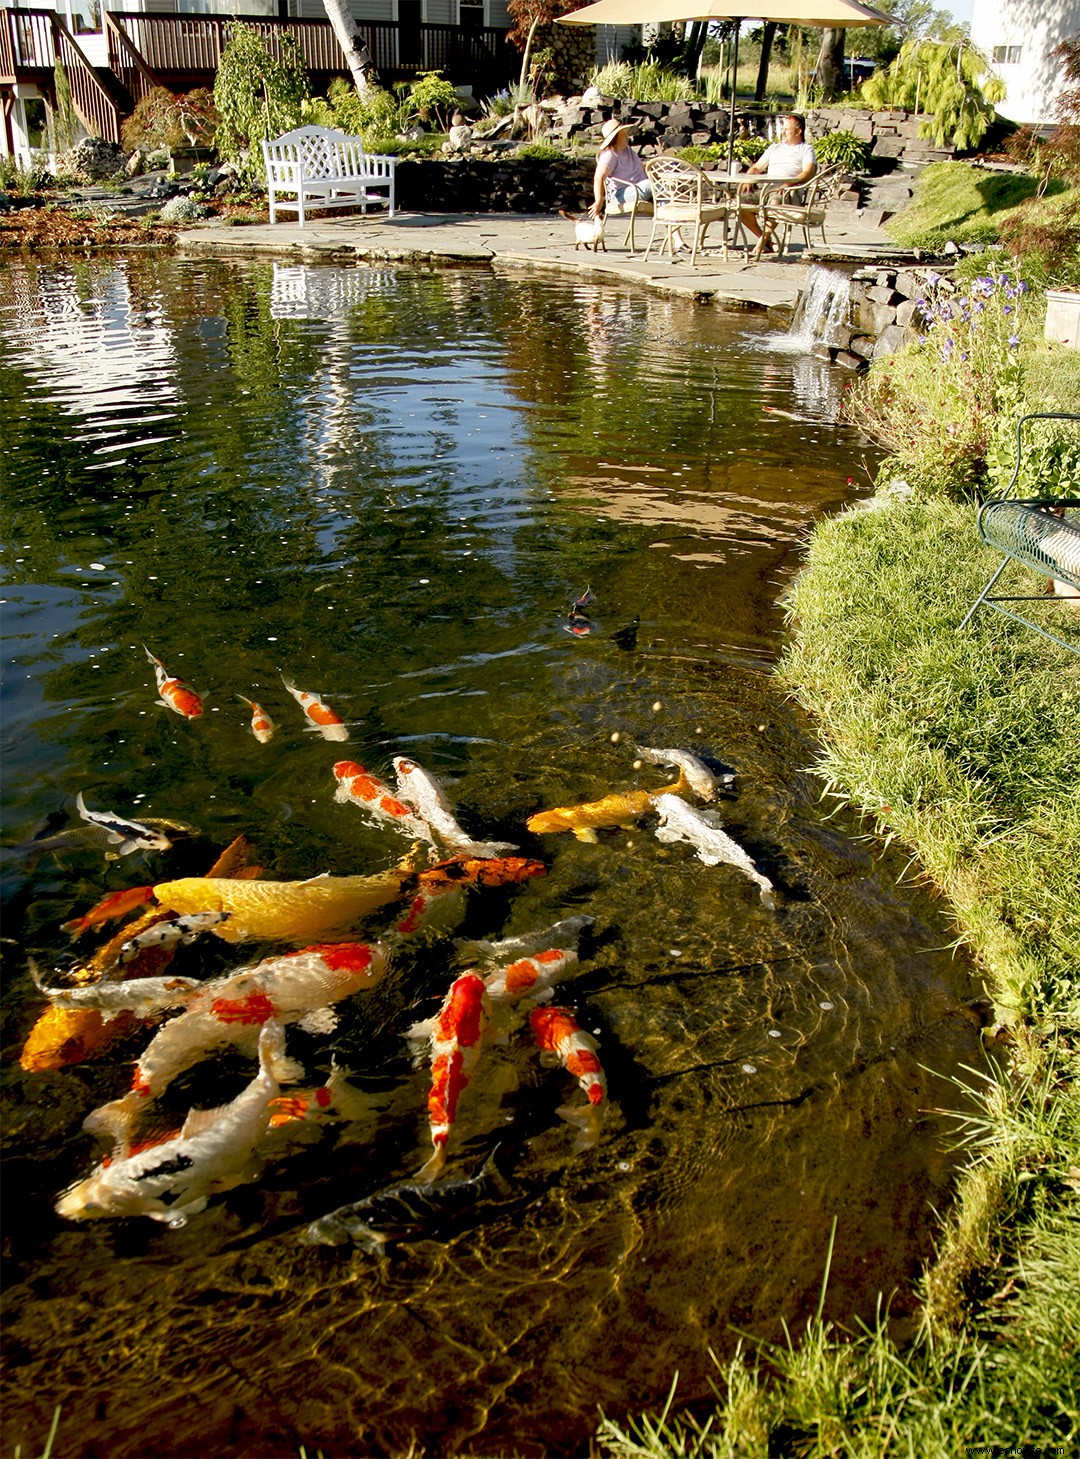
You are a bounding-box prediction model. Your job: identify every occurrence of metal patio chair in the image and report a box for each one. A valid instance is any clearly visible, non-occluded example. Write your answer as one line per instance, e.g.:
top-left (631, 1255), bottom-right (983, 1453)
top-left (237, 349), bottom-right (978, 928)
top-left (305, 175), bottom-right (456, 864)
top-left (642, 156), bottom-right (746, 267)
top-left (958, 412), bottom-right (1080, 656)
top-left (752, 164), bottom-right (845, 259)
top-left (603, 176), bottom-right (654, 255)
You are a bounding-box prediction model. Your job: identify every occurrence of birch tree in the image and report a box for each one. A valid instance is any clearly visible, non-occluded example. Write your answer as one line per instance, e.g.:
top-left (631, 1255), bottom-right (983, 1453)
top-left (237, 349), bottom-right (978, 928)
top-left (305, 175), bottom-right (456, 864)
top-left (321, 0), bottom-right (383, 102)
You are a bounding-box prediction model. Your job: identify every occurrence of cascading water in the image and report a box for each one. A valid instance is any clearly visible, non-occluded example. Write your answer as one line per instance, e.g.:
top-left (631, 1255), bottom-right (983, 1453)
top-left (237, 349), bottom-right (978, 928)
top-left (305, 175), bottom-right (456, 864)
top-left (781, 266), bottom-right (854, 353)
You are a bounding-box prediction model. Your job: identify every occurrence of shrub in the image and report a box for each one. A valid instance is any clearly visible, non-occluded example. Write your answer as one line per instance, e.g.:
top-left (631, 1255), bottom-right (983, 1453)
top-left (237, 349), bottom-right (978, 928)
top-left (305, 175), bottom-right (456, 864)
top-left (999, 190), bottom-right (1080, 290)
top-left (859, 37), bottom-right (1005, 150)
top-left (813, 128), bottom-right (870, 171)
top-left (587, 60), bottom-right (697, 102)
top-left (121, 87), bottom-right (218, 155)
top-left (405, 70), bottom-right (461, 128)
top-left (213, 22), bottom-right (309, 177)
top-left (516, 140), bottom-right (564, 160)
top-left (157, 194), bottom-right (206, 223)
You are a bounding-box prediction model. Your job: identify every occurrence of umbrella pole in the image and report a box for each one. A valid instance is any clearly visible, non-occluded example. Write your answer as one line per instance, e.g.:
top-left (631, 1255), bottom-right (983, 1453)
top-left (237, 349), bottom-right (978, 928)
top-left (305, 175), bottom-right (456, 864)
top-left (727, 21), bottom-right (740, 172)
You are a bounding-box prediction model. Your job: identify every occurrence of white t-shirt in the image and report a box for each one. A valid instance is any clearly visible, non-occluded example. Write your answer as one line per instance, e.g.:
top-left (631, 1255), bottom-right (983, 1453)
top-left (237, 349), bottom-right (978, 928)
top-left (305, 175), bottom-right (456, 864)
top-left (758, 140), bottom-right (816, 179)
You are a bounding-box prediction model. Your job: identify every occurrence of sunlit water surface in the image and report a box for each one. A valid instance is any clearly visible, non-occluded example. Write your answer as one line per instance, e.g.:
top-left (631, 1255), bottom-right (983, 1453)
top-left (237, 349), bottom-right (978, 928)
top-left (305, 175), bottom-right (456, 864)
top-left (0, 257), bottom-right (980, 1458)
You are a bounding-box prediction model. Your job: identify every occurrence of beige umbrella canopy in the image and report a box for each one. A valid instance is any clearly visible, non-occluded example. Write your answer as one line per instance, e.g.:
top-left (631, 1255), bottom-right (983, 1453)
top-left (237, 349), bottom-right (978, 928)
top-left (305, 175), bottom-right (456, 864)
top-left (559, 0), bottom-right (891, 169)
top-left (559, 0), bottom-right (893, 26)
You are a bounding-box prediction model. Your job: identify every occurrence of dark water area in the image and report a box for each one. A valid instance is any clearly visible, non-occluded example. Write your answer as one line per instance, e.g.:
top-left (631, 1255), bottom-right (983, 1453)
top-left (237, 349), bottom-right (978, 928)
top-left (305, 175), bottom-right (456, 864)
top-left (0, 257), bottom-right (981, 1458)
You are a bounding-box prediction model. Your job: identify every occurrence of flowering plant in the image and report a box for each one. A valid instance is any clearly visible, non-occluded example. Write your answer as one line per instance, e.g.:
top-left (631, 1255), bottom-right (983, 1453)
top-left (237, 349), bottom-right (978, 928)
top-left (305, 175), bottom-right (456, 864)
top-left (844, 269), bottom-right (1033, 495)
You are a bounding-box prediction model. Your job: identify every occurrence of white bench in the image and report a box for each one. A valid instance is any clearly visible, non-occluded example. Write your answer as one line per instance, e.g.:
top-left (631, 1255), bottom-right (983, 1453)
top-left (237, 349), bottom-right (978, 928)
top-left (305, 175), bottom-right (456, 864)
top-left (262, 125), bottom-right (396, 227)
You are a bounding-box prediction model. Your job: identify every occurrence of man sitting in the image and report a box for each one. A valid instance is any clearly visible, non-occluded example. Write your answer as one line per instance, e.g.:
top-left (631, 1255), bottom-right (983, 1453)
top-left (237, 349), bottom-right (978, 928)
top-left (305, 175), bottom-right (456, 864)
top-left (739, 113), bottom-right (817, 252)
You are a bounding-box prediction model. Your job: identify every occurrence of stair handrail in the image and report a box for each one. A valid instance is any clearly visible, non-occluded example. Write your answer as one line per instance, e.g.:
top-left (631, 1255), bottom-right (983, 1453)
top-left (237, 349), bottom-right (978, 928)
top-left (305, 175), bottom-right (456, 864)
top-left (104, 11), bottom-right (162, 108)
top-left (50, 12), bottom-right (122, 144)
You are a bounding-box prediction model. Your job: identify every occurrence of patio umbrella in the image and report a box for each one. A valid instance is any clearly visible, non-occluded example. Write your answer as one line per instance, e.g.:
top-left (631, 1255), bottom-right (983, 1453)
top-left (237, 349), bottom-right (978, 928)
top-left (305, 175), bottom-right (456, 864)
top-left (559, 0), bottom-right (892, 168)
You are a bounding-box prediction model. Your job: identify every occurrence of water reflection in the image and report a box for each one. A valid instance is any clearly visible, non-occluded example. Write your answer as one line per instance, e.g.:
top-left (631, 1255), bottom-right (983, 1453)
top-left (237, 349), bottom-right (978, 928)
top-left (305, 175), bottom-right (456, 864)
top-left (0, 258), bottom-right (980, 1458)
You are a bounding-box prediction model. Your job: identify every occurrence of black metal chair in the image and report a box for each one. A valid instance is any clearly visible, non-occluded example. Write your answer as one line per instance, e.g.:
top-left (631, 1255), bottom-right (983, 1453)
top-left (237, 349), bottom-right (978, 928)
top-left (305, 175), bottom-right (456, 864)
top-left (958, 412), bottom-right (1080, 656)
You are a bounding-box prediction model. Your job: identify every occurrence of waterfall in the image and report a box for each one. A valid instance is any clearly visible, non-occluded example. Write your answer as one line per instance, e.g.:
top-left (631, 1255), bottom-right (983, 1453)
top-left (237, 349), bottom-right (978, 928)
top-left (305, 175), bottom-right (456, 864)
top-left (783, 267), bottom-right (853, 352)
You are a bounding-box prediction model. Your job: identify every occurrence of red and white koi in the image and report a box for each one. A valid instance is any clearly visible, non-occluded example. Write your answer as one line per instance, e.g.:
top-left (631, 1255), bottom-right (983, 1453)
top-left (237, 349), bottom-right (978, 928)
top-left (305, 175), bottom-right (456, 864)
top-left (391, 756), bottom-right (518, 858)
top-left (144, 646), bottom-right (204, 720)
top-left (406, 970), bottom-right (490, 1183)
top-left (84, 942), bottom-right (389, 1144)
top-left (281, 674), bottom-right (348, 742)
top-left (332, 761), bottom-right (434, 842)
top-left (483, 947), bottom-right (579, 1005)
top-left (394, 880), bottom-right (465, 938)
top-left (61, 884), bottom-right (156, 939)
top-left (237, 694), bottom-right (275, 744)
top-left (529, 1005), bottom-right (607, 1149)
top-left (57, 1019), bottom-right (289, 1227)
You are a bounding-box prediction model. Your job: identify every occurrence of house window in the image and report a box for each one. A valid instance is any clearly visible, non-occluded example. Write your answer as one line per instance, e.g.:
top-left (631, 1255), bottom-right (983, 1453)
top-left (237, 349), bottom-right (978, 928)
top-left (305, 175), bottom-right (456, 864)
top-left (992, 45), bottom-right (1022, 64)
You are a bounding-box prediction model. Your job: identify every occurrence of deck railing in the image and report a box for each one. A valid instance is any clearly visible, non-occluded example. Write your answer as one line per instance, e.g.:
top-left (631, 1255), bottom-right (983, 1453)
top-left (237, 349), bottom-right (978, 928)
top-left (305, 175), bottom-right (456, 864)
top-left (103, 10), bottom-right (512, 84)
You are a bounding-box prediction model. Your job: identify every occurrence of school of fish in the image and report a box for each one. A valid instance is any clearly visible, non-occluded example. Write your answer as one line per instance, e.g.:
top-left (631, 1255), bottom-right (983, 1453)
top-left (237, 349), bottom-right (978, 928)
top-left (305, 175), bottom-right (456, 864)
top-left (19, 647), bottom-right (780, 1240)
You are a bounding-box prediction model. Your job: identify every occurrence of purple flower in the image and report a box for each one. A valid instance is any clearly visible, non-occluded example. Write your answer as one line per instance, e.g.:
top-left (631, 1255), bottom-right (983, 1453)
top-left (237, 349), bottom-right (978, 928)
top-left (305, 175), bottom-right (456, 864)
top-left (973, 275), bottom-right (995, 295)
top-left (1003, 304), bottom-right (1014, 315)
top-left (1018, 281), bottom-right (1030, 294)
top-left (998, 274), bottom-right (1010, 286)
top-left (1008, 335), bottom-right (1020, 347)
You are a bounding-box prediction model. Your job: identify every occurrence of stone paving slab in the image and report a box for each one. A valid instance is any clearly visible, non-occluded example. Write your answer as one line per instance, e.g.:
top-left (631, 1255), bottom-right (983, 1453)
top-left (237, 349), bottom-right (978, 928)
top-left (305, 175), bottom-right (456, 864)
top-left (176, 207), bottom-right (911, 314)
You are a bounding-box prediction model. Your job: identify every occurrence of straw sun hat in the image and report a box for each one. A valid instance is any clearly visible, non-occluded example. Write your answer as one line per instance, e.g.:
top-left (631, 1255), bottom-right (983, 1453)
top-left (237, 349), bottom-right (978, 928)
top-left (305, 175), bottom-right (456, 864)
top-left (599, 118), bottom-right (633, 147)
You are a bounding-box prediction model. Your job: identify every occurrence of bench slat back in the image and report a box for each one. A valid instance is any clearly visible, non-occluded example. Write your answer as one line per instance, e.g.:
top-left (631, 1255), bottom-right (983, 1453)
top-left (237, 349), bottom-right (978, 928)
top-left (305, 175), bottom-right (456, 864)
top-left (263, 126), bottom-right (394, 183)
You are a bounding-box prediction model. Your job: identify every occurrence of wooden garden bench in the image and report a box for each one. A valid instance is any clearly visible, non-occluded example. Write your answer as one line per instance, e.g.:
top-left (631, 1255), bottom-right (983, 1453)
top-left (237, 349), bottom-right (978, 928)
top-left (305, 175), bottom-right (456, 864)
top-left (959, 412), bottom-right (1080, 656)
top-left (262, 126), bottom-right (396, 226)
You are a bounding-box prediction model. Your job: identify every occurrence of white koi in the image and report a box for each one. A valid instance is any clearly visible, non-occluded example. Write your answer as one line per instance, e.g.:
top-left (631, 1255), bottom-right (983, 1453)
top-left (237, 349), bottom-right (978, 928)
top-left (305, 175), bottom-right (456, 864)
top-left (651, 794), bottom-right (777, 908)
top-left (391, 756), bottom-right (518, 858)
top-left (56, 1019), bottom-right (289, 1227)
top-left (29, 960), bottom-right (201, 1023)
top-left (634, 748), bottom-right (732, 803)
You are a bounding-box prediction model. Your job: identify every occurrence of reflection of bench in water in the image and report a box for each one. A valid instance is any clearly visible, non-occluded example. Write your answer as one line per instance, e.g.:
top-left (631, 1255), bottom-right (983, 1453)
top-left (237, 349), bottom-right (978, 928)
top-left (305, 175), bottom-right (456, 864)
top-left (959, 412), bottom-right (1080, 656)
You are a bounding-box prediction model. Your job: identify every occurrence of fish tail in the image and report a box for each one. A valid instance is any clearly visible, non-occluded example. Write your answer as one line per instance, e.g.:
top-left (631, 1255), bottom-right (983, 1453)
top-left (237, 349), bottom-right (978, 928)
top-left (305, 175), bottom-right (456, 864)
top-left (556, 1100), bottom-right (604, 1150)
top-left (257, 1018), bottom-right (290, 1083)
top-left (416, 1142), bottom-right (447, 1184)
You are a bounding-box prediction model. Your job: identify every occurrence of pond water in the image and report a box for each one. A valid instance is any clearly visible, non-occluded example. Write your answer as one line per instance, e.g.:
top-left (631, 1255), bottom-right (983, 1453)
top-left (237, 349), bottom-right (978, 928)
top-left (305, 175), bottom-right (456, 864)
top-left (0, 257), bottom-right (982, 1458)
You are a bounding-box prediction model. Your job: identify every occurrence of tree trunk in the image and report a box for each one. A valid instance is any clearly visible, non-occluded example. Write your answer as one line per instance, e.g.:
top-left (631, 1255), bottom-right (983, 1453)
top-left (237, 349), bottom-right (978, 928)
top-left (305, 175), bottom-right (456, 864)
top-left (815, 26), bottom-right (847, 103)
top-left (754, 22), bottom-right (777, 103)
top-left (321, 0), bottom-right (382, 101)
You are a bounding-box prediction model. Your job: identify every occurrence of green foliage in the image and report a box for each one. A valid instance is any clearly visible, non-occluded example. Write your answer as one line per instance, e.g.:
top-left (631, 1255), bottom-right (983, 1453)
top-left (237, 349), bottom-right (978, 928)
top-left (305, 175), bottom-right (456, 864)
top-left (51, 59), bottom-right (78, 154)
top-left (733, 135), bottom-right (768, 166)
top-left (213, 22), bottom-right (310, 177)
top-left (886, 161), bottom-right (1049, 248)
top-left (845, 269), bottom-right (1039, 494)
top-left (859, 37), bottom-right (1006, 150)
top-left (121, 87), bottom-right (218, 155)
top-left (999, 190), bottom-right (1080, 290)
top-left (813, 127), bottom-right (870, 171)
top-left (515, 140), bottom-right (564, 160)
top-left (0, 158), bottom-right (52, 192)
top-left (404, 70), bottom-right (460, 128)
top-left (302, 77), bottom-right (401, 144)
top-left (587, 60), bottom-right (697, 103)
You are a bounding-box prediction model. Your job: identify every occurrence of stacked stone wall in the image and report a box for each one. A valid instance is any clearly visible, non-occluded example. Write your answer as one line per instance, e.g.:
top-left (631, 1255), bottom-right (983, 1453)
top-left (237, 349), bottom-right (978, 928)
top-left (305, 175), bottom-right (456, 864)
top-left (793, 264), bottom-right (954, 371)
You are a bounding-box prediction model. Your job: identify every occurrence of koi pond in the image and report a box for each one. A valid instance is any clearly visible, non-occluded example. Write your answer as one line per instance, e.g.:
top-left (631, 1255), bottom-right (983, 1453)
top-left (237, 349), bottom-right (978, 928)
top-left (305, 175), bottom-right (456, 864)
top-left (0, 256), bottom-right (982, 1458)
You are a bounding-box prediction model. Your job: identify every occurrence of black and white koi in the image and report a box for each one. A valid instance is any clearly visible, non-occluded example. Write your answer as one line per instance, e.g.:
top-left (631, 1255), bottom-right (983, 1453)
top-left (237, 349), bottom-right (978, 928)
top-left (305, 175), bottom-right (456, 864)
top-left (75, 792), bottom-right (174, 858)
top-left (119, 910), bottom-right (231, 963)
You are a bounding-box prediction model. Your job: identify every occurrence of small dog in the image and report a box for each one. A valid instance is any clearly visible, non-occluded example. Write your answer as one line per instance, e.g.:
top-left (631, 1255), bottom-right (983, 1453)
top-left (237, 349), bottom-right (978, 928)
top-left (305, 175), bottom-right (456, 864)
top-left (559, 210), bottom-right (606, 252)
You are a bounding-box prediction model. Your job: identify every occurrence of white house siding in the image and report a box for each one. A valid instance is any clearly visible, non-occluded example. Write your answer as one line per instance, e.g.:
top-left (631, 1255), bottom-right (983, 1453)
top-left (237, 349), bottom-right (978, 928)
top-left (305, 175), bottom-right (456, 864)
top-left (589, 23), bottom-right (636, 66)
top-left (424, 0), bottom-right (455, 22)
top-left (487, 0), bottom-right (510, 27)
top-left (971, 0), bottom-right (1080, 126)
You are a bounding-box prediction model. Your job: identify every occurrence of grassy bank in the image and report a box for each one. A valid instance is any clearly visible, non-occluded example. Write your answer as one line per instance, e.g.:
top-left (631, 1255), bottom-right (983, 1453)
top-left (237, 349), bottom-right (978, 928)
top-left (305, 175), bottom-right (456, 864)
top-left (598, 236), bottom-right (1080, 1454)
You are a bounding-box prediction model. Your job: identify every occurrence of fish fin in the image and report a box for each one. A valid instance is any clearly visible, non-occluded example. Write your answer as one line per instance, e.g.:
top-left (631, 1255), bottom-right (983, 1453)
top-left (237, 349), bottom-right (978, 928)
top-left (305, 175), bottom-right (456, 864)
top-left (461, 839), bottom-right (520, 858)
top-left (267, 1051), bottom-right (305, 1086)
top-left (758, 884), bottom-right (779, 910)
top-left (298, 1008), bottom-right (338, 1036)
top-left (477, 1146), bottom-right (514, 1197)
top-left (571, 827), bottom-right (600, 844)
top-left (556, 1101), bottom-right (605, 1150)
top-left (159, 1197), bottom-right (207, 1228)
top-left (83, 1095), bottom-right (138, 1157)
top-left (179, 1104), bottom-right (229, 1140)
top-left (404, 1016), bottom-right (434, 1048)
top-left (415, 1146), bottom-right (446, 1184)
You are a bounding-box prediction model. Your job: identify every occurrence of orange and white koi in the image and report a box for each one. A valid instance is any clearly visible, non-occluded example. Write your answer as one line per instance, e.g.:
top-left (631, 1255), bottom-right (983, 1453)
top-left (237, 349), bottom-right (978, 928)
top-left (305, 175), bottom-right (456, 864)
top-left (84, 942), bottom-right (389, 1143)
top-left (333, 760), bottom-right (434, 842)
top-left (391, 757), bottom-right (518, 858)
top-left (529, 1005), bottom-right (607, 1149)
top-left (144, 646), bottom-right (204, 720)
top-left (483, 947), bottom-right (579, 1005)
top-left (406, 970), bottom-right (490, 1183)
top-left (61, 884), bottom-right (156, 939)
top-left (57, 1019), bottom-right (289, 1227)
top-left (237, 694), bottom-right (275, 744)
top-left (394, 880), bottom-right (465, 938)
top-left (280, 673), bottom-right (348, 742)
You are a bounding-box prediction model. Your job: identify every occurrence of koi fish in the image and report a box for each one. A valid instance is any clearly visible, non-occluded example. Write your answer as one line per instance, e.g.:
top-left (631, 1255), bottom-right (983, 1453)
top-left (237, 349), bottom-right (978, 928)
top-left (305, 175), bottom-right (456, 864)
top-left (483, 947), bottom-right (579, 1005)
top-left (634, 747), bottom-right (733, 803)
top-left (73, 794), bottom-right (176, 860)
top-left (651, 793), bottom-right (777, 908)
top-left (333, 761), bottom-right (434, 842)
top-left (302, 1146), bottom-right (514, 1252)
top-left (394, 880), bottom-right (466, 938)
top-left (414, 856), bottom-right (546, 893)
top-left (564, 586), bottom-right (596, 637)
top-left (57, 1018), bottom-right (289, 1227)
top-left (19, 838), bottom-right (261, 1074)
top-left (455, 914), bottom-right (594, 970)
top-left (85, 942), bottom-right (389, 1141)
top-left (392, 756), bottom-right (518, 858)
top-left (406, 970), bottom-right (490, 1183)
top-left (151, 870), bottom-right (407, 943)
top-left (529, 1005), bottom-right (607, 1149)
top-left (527, 784), bottom-right (680, 843)
top-left (144, 646), bottom-right (204, 720)
top-left (29, 959), bottom-right (201, 1022)
top-left (237, 694), bottom-right (275, 744)
top-left (119, 910), bottom-right (231, 963)
top-left (280, 674), bottom-right (348, 742)
top-left (61, 885), bottom-right (156, 939)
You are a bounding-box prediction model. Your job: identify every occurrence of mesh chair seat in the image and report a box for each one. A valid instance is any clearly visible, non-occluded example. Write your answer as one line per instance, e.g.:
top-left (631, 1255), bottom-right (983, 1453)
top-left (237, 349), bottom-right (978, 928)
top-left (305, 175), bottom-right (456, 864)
top-left (980, 501), bottom-right (1080, 589)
